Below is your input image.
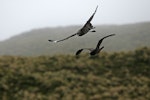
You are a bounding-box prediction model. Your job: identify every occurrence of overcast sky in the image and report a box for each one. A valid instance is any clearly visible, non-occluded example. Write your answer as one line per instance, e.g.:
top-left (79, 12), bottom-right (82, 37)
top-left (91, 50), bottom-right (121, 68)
top-left (0, 0), bottom-right (150, 41)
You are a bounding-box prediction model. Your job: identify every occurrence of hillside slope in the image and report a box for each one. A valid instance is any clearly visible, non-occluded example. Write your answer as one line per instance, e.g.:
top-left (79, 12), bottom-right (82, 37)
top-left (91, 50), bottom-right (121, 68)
top-left (0, 22), bottom-right (150, 56)
top-left (0, 47), bottom-right (150, 99)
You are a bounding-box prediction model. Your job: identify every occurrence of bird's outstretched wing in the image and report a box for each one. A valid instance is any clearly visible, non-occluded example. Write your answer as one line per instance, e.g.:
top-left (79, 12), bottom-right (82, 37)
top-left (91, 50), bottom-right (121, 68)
top-left (96, 34), bottom-right (115, 49)
top-left (76, 49), bottom-right (84, 55)
top-left (85, 5), bottom-right (98, 24)
top-left (48, 33), bottom-right (77, 43)
top-left (75, 48), bottom-right (93, 55)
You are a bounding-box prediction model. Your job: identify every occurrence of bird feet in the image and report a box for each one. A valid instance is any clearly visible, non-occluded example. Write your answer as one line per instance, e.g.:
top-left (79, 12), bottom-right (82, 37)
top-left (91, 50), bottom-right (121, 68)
top-left (90, 30), bottom-right (96, 32)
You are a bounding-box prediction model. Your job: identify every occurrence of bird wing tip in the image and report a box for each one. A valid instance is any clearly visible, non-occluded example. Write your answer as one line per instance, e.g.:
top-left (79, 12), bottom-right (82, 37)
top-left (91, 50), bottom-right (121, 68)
top-left (96, 5), bottom-right (98, 8)
top-left (76, 49), bottom-right (83, 55)
top-left (48, 40), bottom-right (58, 43)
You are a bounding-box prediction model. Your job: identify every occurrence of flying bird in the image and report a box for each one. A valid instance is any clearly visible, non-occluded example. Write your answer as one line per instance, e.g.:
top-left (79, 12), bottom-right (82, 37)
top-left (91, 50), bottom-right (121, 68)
top-left (48, 6), bottom-right (98, 43)
top-left (75, 34), bottom-right (115, 56)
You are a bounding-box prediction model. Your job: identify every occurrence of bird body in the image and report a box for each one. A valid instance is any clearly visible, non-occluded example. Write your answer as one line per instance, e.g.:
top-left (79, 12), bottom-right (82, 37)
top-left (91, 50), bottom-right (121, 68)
top-left (90, 46), bottom-right (104, 55)
top-left (75, 34), bottom-right (115, 56)
top-left (48, 6), bottom-right (98, 43)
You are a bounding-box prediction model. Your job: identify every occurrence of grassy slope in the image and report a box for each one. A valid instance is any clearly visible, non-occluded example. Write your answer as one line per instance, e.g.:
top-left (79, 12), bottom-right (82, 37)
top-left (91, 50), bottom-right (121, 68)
top-left (0, 47), bottom-right (150, 100)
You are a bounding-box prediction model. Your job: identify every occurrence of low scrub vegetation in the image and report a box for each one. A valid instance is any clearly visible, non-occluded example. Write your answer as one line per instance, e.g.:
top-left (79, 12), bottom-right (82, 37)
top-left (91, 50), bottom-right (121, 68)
top-left (0, 47), bottom-right (150, 100)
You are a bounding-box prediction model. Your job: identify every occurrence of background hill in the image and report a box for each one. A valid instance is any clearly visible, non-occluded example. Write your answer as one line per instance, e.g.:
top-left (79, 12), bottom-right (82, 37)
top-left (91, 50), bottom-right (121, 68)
top-left (0, 22), bottom-right (150, 56)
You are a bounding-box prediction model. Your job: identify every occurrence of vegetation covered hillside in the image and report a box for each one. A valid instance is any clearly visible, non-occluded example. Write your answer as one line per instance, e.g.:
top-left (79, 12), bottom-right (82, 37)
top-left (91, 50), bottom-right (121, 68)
top-left (0, 47), bottom-right (150, 100)
top-left (0, 22), bottom-right (150, 56)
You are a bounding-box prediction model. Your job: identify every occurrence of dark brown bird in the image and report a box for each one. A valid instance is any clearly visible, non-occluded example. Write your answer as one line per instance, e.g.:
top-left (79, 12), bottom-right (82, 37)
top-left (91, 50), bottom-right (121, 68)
top-left (75, 34), bottom-right (115, 56)
top-left (48, 6), bottom-right (98, 43)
